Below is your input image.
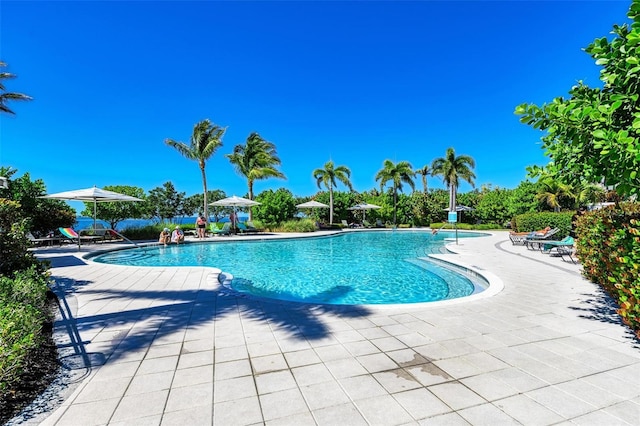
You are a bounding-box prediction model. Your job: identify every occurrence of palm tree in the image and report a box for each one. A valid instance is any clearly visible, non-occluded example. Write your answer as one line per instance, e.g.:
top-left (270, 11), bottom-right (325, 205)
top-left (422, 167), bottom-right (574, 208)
top-left (313, 160), bottom-right (353, 224)
top-left (375, 159), bottom-right (415, 226)
top-left (416, 165), bottom-right (431, 192)
top-left (226, 132), bottom-right (286, 220)
top-left (431, 147), bottom-right (476, 213)
top-left (536, 176), bottom-right (573, 212)
top-left (1, 62), bottom-right (32, 115)
top-left (165, 119), bottom-right (225, 221)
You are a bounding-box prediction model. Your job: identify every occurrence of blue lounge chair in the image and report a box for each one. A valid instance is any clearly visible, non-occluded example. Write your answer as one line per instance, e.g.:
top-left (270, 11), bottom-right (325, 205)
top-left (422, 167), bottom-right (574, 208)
top-left (237, 223), bottom-right (259, 234)
top-left (211, 222), bottom-right (231, 236)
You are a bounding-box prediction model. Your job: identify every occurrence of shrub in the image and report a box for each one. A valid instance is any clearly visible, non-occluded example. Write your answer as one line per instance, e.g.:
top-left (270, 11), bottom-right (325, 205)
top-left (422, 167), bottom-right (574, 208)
top-left (511, 211), bottom-right (573, 237)
top-left (276, 219), bottom-right (317, 233)
top-left (578, 203), bottom-right (640, 338)
top-left (0, 267), bottom-right (51, 392)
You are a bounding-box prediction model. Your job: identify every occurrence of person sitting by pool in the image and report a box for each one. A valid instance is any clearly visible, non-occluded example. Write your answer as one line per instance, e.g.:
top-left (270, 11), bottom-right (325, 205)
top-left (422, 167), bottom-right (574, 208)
top-left (159, 228), bottom-right (171, 246)
top-left (171, 226), bottom-right (184, 244)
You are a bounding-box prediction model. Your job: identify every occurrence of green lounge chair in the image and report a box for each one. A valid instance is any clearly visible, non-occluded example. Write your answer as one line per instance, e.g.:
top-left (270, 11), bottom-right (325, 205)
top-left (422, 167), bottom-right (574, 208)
top-left (211, 222), bottom-right (231, 236)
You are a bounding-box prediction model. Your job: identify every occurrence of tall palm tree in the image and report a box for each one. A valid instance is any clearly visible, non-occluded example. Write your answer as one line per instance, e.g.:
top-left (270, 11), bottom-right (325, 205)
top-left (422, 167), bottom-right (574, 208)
top-left (313, 160), bottom-right (353, 224)
top-left (375, 159), bottom-right (415, 226)
top-left (165, 119), bottom-right (225, 221)
top-left (431, 147), bottom-right (476, 213)
top-left (0, 62), bottom-right (32, 115)
top-left (416, 165), bottom-right (431, 193)
top-left (226, 132), bottom-right (286, 220)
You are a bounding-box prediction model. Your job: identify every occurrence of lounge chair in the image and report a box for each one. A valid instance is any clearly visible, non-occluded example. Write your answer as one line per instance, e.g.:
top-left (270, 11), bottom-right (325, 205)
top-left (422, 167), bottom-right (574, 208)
top-left (246, 221), bottom-right (263, 232)
top-left (362, 220), bottom-right (373, 228)
top-left (80, 223), bottom-right (114, 241)
top-left (210, 222), bottom-right (231, 236)
top-left (509, 227), bottom-right (551, 245)
top-left (375, 219), bottom-right (385, 228)
top-left (237, 223), bottom-right (259, 234)
top-left (556, 246), bottom-right (578, 264)
top-left (59, 227), bottom-right (102, 244)
top-left (27, 231), bottom-right (60, 247)
top-left (524, 228), bottom-right (560, 250)
top-left (542, 236), bottom-right (574, 253)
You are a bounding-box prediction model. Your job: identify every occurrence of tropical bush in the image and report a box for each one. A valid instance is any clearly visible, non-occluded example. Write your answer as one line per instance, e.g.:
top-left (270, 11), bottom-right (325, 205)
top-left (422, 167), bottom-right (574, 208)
top-left (277, 219), bottom-right (318, 233)
top-left (254, 188), bottom-right (297, 226)
top-left (577, 203), bottom-right (640, 338)
top-left (511, 211), bottom-right (573, 237)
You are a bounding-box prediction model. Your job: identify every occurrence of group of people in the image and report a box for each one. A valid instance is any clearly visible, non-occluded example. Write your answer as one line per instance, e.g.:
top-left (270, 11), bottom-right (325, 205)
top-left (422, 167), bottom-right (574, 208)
top-left (158, 226), bottom-right (184, 246)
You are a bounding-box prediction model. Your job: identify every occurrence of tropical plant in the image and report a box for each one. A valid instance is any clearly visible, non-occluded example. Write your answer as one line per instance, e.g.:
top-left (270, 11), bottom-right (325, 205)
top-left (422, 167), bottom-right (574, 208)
top-left (536, 176), bottom-right (573, 212)
top-left (416, 165), bottom-right (431, 193)
top-left (431, 147), bottom-right (476, 217)
top-left (375, 159), bottom-right (415, 225)
top-left (146, 182), bottom-right (185, 223)
top-left (226, 132), bottom-right (285, 220)
top-left (516, 0), bottom-right (640, 198)
top-left (80, 185), bottom-right (146, 230)
top-left (165, 119), bottom-right (225, 221)
top-left (313, 160), bottom-right (353, 224)
top-left (0, 62), bottom-right (32, 115)
top-left (253, 188), bottom-right (297, 226)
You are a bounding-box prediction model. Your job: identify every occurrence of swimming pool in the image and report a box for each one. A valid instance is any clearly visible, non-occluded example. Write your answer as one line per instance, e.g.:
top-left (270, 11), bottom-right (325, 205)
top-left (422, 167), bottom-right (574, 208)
top-left (91, 230), bottom-right (486, 305)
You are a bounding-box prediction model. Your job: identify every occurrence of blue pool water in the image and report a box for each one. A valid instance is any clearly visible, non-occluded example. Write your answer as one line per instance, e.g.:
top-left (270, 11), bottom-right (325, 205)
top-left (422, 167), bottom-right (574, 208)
top-left (92, 230), bottom-right (485, 305)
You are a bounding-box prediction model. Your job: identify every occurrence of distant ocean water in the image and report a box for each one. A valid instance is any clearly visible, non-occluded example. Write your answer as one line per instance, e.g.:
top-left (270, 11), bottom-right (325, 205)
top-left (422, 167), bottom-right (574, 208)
top-left (75, 215), bottom-right (248, 231)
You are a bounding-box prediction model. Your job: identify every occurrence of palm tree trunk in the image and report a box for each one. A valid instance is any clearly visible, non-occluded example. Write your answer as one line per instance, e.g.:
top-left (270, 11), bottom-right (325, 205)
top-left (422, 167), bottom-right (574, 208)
top-left (329, 184), bottom-right (334, 224)
top-left (393, 187), bottom-right (397, 226)
top-left (248, 180), bottom-right (254, 221)
top-left (449, 185), bottom-right (456, 212)
top-left (201, 163), bottom-right (208, 222)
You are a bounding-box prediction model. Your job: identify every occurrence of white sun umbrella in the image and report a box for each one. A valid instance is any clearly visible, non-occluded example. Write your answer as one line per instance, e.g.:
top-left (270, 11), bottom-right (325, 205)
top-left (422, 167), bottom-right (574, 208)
top-left (348, 202), bottom-right (381, 222)
top-left (296, 200), bottom-right (329, 221)
top-left (210, 195), bottom-right (261, 223)
top-left (39, 186), bottom-right (143, 249)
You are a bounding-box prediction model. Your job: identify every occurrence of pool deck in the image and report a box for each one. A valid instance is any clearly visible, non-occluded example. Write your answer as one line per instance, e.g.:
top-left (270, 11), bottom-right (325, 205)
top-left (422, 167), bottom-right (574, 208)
top-left (22, 230), bottom-right (640, 425)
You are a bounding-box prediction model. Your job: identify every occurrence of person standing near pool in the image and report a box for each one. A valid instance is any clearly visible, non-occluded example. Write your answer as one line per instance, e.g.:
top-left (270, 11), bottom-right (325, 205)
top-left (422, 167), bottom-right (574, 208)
top-left (196, 214), bottom-right (207, 238)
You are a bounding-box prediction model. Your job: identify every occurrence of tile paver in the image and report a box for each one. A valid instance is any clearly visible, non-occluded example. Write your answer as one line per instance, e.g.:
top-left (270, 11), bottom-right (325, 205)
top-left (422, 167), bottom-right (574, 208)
top-left (26, 231), bottom-right (640, 426)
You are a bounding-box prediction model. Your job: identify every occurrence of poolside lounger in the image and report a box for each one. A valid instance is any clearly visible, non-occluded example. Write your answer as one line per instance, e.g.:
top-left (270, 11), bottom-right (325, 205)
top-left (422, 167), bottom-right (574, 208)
top-left (210, 222), bottom-right (232, 236)
top-left (27, 232), bottom-right (61, 247)
top-left (59, 227), bottom-right (103, 244)
top-left (542, 236), bottom-right (574, 253)
top-left (524, 228), bottom-right (560, 250)
top-left (246, 221), bottom-right (263, 232)
top-left (237, 223), bottom-right (259, 234)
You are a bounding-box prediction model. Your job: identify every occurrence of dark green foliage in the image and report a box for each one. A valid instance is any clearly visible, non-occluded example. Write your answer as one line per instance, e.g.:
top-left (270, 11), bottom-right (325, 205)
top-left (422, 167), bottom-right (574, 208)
top-left (81, 185), bottom-right (146, 230)
top-left (577, 203), bottom-right (640, 338)
top-left (146, 182), bottom-right (185, 223)
top-left (0, 199), bottom-right (45, 276)
top-left (511, 211), bottom-right (573, 237)
top-left (279, 219), bottom-right (318, 232)
top-left (253, 188), bottom-right (297, 226)
top-left (120, 224), bottom-right (170, 241)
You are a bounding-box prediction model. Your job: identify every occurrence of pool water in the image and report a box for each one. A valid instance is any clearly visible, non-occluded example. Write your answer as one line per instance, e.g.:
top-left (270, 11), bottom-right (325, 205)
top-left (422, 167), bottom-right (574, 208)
top-left (92, 230), bottom-right (484, 305)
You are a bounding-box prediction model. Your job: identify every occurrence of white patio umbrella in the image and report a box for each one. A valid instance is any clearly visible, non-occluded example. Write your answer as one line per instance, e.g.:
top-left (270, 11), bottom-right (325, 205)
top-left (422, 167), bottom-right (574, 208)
top-left (210, 195), bottom-right (261, 226)
top-left (296, 200), bottom-right (329, 221)
top-left (348, 202), bottom-right (381, 222)
top-left (40, 186), bottom-right (143, 249)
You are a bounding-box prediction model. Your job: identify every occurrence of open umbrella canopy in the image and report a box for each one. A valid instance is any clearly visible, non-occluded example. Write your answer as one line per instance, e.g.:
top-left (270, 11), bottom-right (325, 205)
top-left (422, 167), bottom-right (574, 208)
top-left (441, 205), bottom-right (474, 212)
top-left (296, 200), bottom-right (329, 208)
top-left (348, 203), bottom-right (381, 222)
top-left (210, 195), bottom-right (261, 207)
top-left (39, 186), bottom-right (143, 249)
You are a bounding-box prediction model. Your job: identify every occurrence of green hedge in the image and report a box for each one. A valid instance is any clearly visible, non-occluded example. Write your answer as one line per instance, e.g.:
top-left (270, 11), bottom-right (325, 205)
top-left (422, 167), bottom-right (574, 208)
top-left (511, 211), bottom-right (573, 237)
top-left (577, 203), bottom-right (640, 338)
top-left (0, 267), bottom-right (51, 392)
top-left (430, 222), bottom-right (502, 231)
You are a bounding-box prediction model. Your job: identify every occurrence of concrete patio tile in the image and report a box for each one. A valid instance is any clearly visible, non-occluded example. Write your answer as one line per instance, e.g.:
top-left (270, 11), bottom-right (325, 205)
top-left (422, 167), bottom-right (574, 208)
top-left (276, 336), bottom-right (312, 353)
top-left (284, 348), bottom-right (322, 368)
top-left (373, 369), bottom-right (423, 393)
top-left (567, 410), bottom-right (631, 426)
top-left (371, 336), bottom-right (408, 352)
top-left (359, 327), bottom-right (392, 340)
top-left (110, 390), bottom-right (170, 422)
top-left (513, 359), bottom-right (575, 384)
top-left (583, 372), bottom-right (640, 399)
top-left (313, 343), bottom-right (352, 361)
top-left (395, 332), bottom-right (434, 347)
top-left (214, 358), bottom-right (252, 381)
top-left (405, 363), bottom-right (453, 386)
top-left (146, 342), bottom-right (183, 359)
top-left (111, 414), bottom-right (162, 426)
top-left (306, 335), bottom-right (341, 348)
top-left (344, 339), bottom-right (380, 356)
top-left (247, 341), bottom-right (282, 357)
top-left (312, 402), bottom-right (368, 426)
top-left (433, 357), bottom-right (481, 378)
top-left (72, 376), bottom-right (131, 404)
top-left (259, 388), bottom-right (309, 421)
top-left (182, 338), bottom-right (214, 353)
top-left (171, 364), bottom-right (214, 388)
top-left (488, 367), bottom-right (548, 393)
top-left (53, 398), bottom-right (120, 426)
top-left (214, 345), bottom-right (249, 363)
top-left (355, 394), bottom-right (414, 426)
top-left (177, 350), bottom-right (214, 369)
top-left (387, 349), bottom-right (430, 367)
top-left (338, 375), bottom-right (389, 400)
top-left (138, 355), bottom-right (180, 375)
top-left (291, 363), bottom-right (334, 386)
top-left (393, 388), bottom-right (451, 420)
top-left (161, 404), bottom-right (212, 425)
top-left (300, 380), bottom-right (351, 410)
top-left (165, 382), bottom-right (213, 412)
top-left (417, 412), bottom-right (470, 425)
top-left (213, 395), bottom-right (263, 425)
top-left (266, 412), bottom-right (316, 426)
top-left (332, 329), bottom-right (365, 343)
top-left (214, 333), bottom-right (246, 349)
top-left (428, 382), bottom-right (486, 411)
top-left (213, 376), bottom-right (258, 403)
top-left (602, 400), bottom-right (640, 425)
top-left (494, 394), bottom-right (564, 425)
top-left (251, 353), bottom-right (288, 374)
top-left (357, 352), bottom-right (398, 373)
top-left (555, 378), bottom-right (624, 408)
top-left (381, 323), bottom-right (414, 336)
top-left (88, 360), bottom-right (141, 382)
top-left (460, 372), bottom-right (521, 401)
top-left (458, 403), bottom-right (520, 425)
top-left (255, 370), bottom-right (297, 394)
top-left (324, 357), bottom-right (369, 378)
top-left (525, 385), bottom-right (597, 419)
top-left (126, 371), bottom-right (174, 395)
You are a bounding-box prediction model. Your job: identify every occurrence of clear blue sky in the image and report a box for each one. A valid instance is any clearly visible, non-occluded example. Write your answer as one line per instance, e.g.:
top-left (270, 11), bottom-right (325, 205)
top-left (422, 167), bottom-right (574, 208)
top-left (0, 0), bottom-right (631, 212)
